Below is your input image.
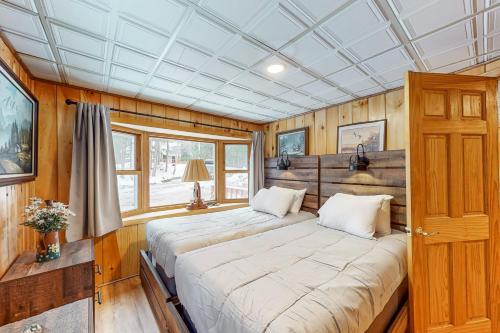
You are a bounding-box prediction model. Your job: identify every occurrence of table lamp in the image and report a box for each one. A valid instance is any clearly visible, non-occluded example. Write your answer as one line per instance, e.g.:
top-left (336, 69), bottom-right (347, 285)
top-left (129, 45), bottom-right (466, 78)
top-left (182, 159), bottom-right (211, 210)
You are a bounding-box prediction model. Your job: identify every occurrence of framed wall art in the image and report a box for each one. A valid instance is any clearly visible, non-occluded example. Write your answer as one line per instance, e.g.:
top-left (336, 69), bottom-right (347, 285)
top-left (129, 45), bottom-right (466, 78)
top-left (276, 127), bottom-right (309, 156)
top-left (337, 120), bottom-right (386, 154)
top-left (0, 59), bottom-right (38, 186)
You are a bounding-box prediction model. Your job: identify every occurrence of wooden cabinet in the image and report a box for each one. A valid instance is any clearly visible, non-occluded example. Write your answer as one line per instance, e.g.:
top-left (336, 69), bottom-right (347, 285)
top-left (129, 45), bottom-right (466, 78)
top-left (0, 239), bottom-right (95, 327)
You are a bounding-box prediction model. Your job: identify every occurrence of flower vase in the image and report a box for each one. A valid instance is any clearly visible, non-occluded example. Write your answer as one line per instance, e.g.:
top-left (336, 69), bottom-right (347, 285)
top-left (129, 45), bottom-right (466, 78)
top-left (36, 231), bottom-right (60, 262)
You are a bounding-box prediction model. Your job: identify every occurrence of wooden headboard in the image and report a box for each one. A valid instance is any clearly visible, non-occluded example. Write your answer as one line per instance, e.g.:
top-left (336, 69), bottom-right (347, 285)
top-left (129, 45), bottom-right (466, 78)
top-left (320, 150), bottom-right (406, 231)
top-left (264, 156), bottom-right (319, 214)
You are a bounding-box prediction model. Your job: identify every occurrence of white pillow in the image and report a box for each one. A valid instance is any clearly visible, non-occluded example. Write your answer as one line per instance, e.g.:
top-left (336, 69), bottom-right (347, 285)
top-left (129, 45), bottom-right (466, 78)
top-left (373, 194), bottom-right (394, 236)
top-left (251, 188), bottom-right (295, 218)
top-left (270, 186), bottom-right (307, 214)
top-left (318, 193), bottom-right (384, 239)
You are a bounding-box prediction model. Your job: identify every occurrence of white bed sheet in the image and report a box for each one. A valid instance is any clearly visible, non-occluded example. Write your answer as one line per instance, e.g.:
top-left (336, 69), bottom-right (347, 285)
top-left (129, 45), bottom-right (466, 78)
top-left (146, 207), bottom-right (315, 278)
top-left (176, 219), bottom-right (407, 333)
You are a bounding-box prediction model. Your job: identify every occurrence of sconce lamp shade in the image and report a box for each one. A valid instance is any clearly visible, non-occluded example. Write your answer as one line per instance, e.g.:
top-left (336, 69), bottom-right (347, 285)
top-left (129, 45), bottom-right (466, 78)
top-left (182, 159), bottom-right (211, 182)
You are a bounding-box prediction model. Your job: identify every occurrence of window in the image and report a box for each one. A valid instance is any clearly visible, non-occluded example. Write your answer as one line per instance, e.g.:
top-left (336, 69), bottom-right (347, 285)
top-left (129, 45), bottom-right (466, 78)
top-left (223, 144), bottom-right (249, 200)
top-left (113, 131), bottom-right (141, 213)
top-left (149, 137), bottom-right (216, 207)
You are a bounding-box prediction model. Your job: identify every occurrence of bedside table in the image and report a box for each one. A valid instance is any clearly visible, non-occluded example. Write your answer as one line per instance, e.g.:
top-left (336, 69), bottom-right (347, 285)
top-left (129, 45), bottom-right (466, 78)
top-left (0, 239), bottom-right (95, 328)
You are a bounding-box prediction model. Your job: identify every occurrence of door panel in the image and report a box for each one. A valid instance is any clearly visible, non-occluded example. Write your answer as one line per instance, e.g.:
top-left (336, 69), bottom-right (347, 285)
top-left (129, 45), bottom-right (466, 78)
top-left (406, 72), bottom-right (499, 333)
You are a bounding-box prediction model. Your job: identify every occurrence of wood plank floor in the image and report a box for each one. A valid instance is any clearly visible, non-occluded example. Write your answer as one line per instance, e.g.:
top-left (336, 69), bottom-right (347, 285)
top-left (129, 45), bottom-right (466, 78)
top-left (95, 276), bottom-right (160, 333)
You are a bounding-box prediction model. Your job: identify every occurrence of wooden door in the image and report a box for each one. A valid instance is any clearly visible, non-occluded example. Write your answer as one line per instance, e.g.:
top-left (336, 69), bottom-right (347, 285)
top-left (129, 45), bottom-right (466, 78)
top-left (406, 72), bottom-right (499, 333)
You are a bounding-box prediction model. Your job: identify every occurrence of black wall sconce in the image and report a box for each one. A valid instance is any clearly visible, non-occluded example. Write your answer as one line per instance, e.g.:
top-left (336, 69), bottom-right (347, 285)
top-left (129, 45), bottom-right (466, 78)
top-left (349, 144), bottom-right (370, 171)
top-left (276, 151), bottom-right (291, 170)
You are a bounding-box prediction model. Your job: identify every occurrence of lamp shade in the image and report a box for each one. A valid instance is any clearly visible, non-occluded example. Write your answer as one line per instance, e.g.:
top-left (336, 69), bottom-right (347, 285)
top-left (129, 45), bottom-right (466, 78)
top-left (182, 159), bottom-right (211, 182)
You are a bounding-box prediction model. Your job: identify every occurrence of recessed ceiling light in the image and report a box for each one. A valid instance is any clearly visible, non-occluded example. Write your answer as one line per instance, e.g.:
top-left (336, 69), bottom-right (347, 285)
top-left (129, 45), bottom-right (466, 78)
top-left (267, 64), bottom-right (285, 74)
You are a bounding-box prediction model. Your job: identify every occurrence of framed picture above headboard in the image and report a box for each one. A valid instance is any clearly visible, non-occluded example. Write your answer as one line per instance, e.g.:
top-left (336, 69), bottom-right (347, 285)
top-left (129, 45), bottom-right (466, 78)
top-left (276, 127), bottom-right (309, 157)
top-left (0, 59), bottom-right (38, 186)
top-left (337, 119), bottom-right (386, 154)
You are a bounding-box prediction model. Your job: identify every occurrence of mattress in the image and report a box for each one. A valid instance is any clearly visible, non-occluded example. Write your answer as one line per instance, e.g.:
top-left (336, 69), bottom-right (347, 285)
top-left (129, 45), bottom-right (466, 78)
top-left (146, 207), bottom-right (315, 278)
top-left (175, 219), bottom-right (407, 333)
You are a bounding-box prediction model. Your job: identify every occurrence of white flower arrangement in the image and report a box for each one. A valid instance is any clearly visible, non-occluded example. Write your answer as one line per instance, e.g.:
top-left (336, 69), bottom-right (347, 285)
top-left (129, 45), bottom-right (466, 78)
top-left (22, 197), bottom-right (75, 233)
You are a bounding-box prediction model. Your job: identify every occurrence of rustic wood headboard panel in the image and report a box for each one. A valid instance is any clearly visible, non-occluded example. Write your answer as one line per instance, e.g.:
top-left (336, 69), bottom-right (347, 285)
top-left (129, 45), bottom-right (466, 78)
top-left (320, 150), bottom-right (406, 231)
top-left (264, 156), bottom-right (319, 214)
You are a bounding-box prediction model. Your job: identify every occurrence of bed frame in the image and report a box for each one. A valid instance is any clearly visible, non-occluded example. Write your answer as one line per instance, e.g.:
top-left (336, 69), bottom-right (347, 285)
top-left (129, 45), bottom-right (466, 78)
top-left (140, 151), bottom-right (409, 333)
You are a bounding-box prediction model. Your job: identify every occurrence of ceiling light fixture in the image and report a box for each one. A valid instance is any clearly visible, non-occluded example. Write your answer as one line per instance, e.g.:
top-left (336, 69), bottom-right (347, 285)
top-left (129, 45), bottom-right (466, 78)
top-left (267, 64), bottom-right (285, 74)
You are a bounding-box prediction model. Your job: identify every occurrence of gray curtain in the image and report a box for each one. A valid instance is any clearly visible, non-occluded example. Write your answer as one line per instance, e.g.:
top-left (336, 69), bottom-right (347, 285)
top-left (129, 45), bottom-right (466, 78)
top-left (249, 131), bottom-right (265, 199)
top-left (66, 102), bottom-right (122, 241)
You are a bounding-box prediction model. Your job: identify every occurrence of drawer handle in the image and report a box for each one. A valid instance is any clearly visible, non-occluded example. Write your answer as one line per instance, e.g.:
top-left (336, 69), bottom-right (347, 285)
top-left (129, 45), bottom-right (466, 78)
top-left (96, 289), bottom-right (102, 305)
top-left (95, 264), bottom-right (102, 275)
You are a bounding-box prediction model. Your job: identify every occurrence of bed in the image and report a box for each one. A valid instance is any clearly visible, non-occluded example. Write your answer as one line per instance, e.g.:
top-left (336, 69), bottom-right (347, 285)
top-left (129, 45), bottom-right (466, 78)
top-left (176, 219), bottom-right (408, 333)
top-left (146, 207), bottom-right (315, 293)
top-left (139, 151), bottom-right (409, 332)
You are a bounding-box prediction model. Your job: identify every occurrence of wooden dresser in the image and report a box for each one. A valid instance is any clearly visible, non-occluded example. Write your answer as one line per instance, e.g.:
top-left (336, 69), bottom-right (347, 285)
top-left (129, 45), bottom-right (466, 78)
top-left (0, 239), bottom-right (95, 331)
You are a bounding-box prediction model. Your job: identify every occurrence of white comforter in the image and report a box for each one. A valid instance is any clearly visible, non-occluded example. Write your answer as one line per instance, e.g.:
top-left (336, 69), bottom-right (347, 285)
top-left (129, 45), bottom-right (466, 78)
top-left (176, 219), bottom-right (407, 333)
top-left (146, 207), bottom-right (315, 278)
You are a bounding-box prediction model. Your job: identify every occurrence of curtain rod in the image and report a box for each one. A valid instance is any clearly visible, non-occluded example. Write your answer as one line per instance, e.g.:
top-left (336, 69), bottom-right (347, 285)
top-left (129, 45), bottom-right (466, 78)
top-left (64, 99), bottom-right (253, 133)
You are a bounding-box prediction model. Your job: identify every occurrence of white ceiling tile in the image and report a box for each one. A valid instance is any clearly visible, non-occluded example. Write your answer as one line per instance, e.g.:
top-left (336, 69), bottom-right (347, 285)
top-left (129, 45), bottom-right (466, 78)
top-left (109, 78), bottom-right (141, 97)
top-left (44, 0), bottom-right (108, 36)
top-left (156, 61), bottom-right (196, 82)
top-left (329, 94), bottom-right (352, 104)
top-left (119, 0), bottom-right (187, 35)
top-left (51, 24), bottom-right (106, 58)
top-left (221, 37), bottom-right (268, 68)
top-left (165, 42), bottom-right (211, 70)
top-left (217, 84), bottom-right (251, 98)
top-left (4, 0), bottom-right (37, 12)
top-left (199, 0), bottom-right (267, 29)
top-left (384, 79), bottom-right (404, 89)
top-left (115, 18), bottom-right (169, 56)
top-left (0, 3), bottom-right (46, 39)
top-left (274, 68), bottom-right (316, 88)
top-left (113, 46), bottom-right (157, 72)
top-left (395, 0), bottom-right (471, 38)
top-left (377, 62), bottom-right (415, 83)
top-left (202, 93), bottom-right (235, 105)
top-left (327, 66), bottom-right (368, 85)
top-left (298, 80), bottom-right (336, 95)
top-left (2, 31), bottom-right (54, 61)
top-left (179, 85), bottom-right (210, 99)
top-left (19, 54), bottom-right (60, 81)
top-left (347, 28), bottom-right (399, 60)
top-left (149, 76), bottom-right (183, 92)
top-left (192, 101), bottom-right (230, 115)
top-left (229, 110), bottom-right (267, 122)
top-left (189, 74), bottom-right (225, 90)
top-left (286, 0), bottom-right (349, 23)
top-left (65, 66), bottom-right (104, 90)
top-left (233, 72), bottom-right (269, 90)
top-left (110, 64), bottom-right (148, 84)
top-left (281, 32), bottom-right (332, 64)
top-left (201, 58), bottom-right (243, 81)
top-left (179, 12), bottom-right (233, 53)
top-left (248, 3), bottom-right (305, 49)
top-left (343, 77), bottom-right (378, 93)
top-left (414, 21), bottom-right (473, 58)
top-left (306, 51), bottom-right (350, 76)
top-left (277, 90), bottom-right (309, 104)
top-left (59, 49), bottom-right (104, 73)
top-left (313, 87), bottom-right (345, 102)
top-left (261, 98), bottom-right (292, 111)
top-left (322, 0), bottom-right (386, 45)
top-left (423, 44), bottom-right (473, 69)
top-left (141, 89), bottom-right (196, 107)
top-left (226, 99), bottom-right (253, 111)
top-left (363, 47), bottom-right (412, 73)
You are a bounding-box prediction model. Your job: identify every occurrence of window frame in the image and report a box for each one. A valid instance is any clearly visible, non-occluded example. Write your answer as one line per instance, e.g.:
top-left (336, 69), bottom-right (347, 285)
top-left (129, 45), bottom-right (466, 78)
top-left (218, 141), bottom-right (251, 203)
top-left (112, 125), bottom-right (143, 217)
top-left (145, 132), bottom-right (219, 211)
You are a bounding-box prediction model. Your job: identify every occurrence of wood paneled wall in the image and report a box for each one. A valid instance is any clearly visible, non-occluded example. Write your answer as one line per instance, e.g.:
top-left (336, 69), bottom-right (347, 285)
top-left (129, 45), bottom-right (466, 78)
top-left (263, 89), bottom-right (405, 158)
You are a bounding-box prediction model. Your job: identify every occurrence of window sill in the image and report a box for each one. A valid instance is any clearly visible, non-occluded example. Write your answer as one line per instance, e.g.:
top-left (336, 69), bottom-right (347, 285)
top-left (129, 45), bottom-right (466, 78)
top-left (122, 202), bottom-right (248, 226)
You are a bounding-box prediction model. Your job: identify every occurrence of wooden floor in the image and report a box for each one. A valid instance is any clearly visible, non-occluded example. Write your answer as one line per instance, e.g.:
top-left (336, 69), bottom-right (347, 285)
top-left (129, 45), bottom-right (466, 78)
top-left (95, 276), bottom-right (160, 333)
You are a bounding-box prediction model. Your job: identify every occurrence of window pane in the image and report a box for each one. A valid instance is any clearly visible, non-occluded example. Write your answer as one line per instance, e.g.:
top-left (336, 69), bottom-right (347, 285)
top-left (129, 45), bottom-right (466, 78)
top-left (149, 137), bottom-right (216, 206)
top-left (225, 144), bottom-right (248, 170)
top-left (225, 173), bottom-right (248, 199)
top-left (112, 132), bottom-right (136, 170)
top-left (117, 175), bottom-right (138, 211)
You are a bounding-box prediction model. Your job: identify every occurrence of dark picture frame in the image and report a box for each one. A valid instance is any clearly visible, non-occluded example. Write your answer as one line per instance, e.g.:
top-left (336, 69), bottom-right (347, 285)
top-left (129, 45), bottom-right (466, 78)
top-left (0, 58), bottom-right (38, 186)
top-left (337, 119), bottom-right (386, 154)
top-left (276, 127), bottom-right (309, 157)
